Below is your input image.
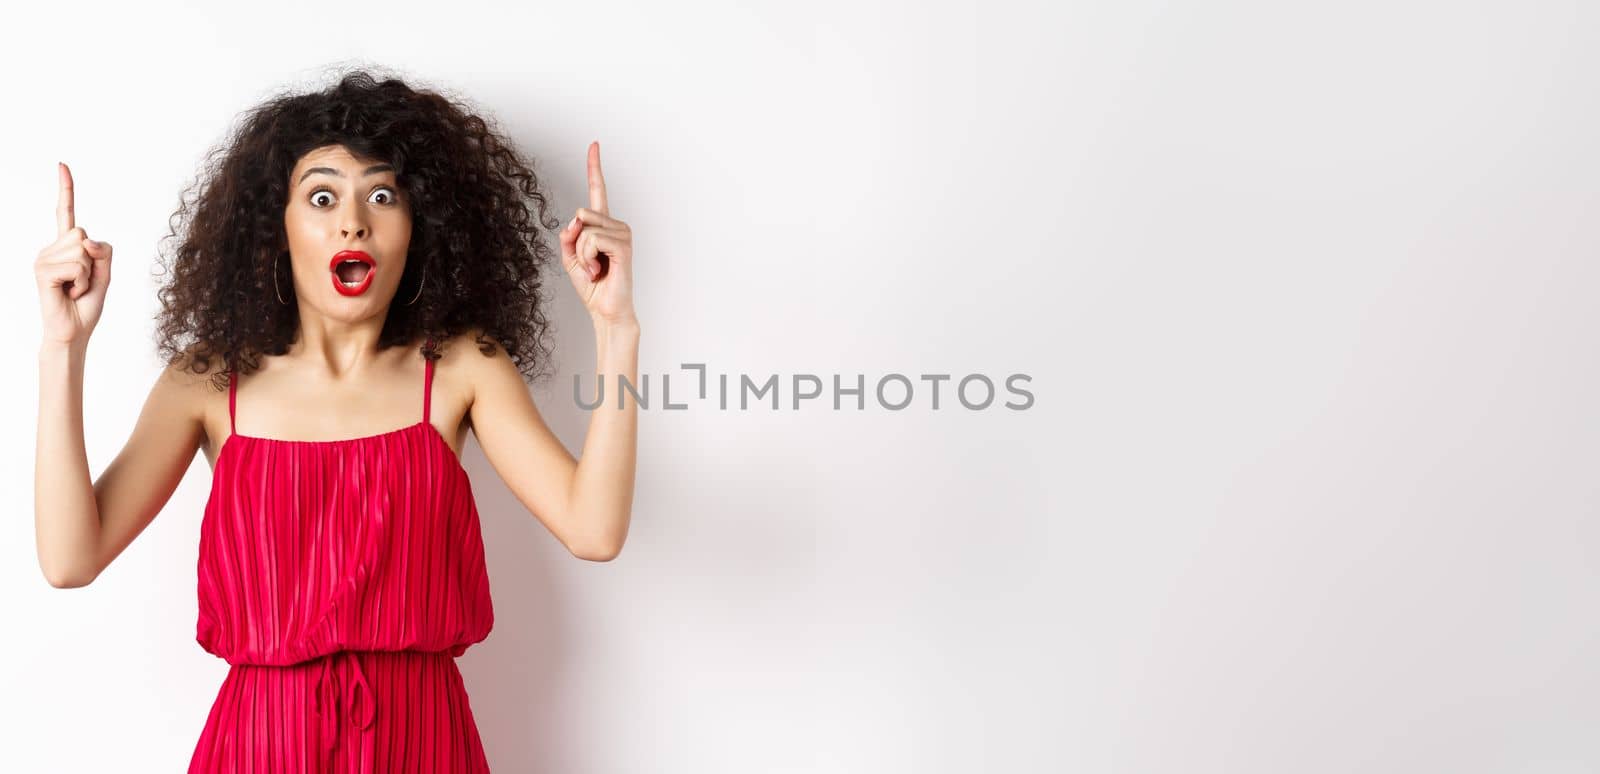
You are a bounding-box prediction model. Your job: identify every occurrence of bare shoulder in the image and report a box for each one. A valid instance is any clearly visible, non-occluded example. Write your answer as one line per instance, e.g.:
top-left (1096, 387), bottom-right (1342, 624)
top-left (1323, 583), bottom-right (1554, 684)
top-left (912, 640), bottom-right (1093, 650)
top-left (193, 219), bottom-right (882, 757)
top-left (163, 345), bottom-right (228, 382)
top-left (155, 345), bottom-right (231, 454)
top-left (437, 327), bottom-right (522, 397)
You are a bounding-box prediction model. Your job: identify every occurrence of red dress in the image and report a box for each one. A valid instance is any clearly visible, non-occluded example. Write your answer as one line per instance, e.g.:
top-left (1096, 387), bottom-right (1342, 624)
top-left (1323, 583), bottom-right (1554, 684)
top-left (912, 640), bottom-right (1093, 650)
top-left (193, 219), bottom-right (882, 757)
top-left (190, 342), bottom-right (495, 772)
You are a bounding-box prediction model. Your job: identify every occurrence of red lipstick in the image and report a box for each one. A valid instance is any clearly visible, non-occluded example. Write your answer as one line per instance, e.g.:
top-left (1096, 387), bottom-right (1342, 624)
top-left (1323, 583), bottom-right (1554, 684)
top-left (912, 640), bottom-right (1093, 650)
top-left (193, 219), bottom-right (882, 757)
top-left (329, 250), bottom-right (376, 296)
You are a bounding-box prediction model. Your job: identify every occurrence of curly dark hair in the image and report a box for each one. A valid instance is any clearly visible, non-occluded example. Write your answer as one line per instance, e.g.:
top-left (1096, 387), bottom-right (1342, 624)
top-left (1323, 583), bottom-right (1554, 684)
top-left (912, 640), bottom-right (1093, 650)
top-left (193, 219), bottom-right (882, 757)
top-left (153, 65), bottom-right (561, 391)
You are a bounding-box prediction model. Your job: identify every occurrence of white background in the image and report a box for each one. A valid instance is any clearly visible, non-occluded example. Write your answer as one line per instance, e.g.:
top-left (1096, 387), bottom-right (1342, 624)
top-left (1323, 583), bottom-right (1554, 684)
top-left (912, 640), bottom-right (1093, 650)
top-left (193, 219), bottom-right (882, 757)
top-left (2, 1), bottom-right (1596, 772)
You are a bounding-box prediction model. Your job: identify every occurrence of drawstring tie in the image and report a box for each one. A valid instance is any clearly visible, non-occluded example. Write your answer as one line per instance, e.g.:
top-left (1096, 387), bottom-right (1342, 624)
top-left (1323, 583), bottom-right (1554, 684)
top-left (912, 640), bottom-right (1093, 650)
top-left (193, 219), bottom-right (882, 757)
top-left (311, 650), bottom-right (376, 758)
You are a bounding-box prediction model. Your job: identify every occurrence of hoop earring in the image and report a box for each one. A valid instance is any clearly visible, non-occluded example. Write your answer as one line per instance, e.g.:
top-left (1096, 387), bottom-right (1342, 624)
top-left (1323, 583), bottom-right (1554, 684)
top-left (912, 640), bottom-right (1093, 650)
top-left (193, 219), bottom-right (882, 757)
top-left (404, 262), bottom-right (427, 306)
top-left (273, 252), bottom-right (290, 305)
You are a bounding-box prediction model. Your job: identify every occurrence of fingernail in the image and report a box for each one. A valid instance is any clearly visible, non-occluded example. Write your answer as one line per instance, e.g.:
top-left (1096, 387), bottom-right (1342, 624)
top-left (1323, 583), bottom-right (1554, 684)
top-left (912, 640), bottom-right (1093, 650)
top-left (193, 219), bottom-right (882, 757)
top-left (567, 217), bottom-right (578, 232)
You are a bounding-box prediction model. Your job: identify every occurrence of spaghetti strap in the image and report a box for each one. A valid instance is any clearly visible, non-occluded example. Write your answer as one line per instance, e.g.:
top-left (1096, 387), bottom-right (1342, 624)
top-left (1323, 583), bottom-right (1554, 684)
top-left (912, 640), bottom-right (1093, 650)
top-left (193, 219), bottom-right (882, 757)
top-left (422, 338), bottom-right (435, 424)
top-left (227, 370), bottom-right (237, 435)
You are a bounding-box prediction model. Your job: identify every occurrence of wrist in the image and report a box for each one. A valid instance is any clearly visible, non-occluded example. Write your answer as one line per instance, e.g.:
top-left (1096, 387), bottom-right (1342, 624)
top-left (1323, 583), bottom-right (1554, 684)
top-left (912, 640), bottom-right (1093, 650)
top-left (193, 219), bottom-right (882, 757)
top-left (39, 339), bottom-right (87, 361)
top-left (592, 316), bottom-right (640, 338)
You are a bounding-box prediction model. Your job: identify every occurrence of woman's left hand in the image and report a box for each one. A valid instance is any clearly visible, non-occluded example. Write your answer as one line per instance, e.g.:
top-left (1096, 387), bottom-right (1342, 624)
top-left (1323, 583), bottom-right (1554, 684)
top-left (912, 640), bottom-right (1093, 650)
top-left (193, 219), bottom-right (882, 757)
top-left (560, 141), bottom-right (636, 327)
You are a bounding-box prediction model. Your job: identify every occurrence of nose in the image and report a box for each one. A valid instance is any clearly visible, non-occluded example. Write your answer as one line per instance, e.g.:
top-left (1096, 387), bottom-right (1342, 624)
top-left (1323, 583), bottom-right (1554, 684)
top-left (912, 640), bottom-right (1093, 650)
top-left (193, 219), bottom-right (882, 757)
top-left (340, 209), bottom-right (369, 241)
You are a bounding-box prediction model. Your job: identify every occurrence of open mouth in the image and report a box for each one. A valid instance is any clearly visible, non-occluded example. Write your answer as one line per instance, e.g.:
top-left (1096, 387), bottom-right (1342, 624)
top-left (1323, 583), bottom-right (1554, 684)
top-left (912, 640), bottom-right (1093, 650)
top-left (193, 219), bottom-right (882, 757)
top-left (335, 261), bottom-right (370, 286)
top-left (328, 251), bottom-right (376, 295)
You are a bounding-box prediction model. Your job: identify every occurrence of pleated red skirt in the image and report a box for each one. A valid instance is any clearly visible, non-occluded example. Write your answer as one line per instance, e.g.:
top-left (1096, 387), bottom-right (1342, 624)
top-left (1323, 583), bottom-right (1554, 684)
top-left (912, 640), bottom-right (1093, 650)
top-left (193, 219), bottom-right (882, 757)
top-left (190, 649), bottom-right (490, 773)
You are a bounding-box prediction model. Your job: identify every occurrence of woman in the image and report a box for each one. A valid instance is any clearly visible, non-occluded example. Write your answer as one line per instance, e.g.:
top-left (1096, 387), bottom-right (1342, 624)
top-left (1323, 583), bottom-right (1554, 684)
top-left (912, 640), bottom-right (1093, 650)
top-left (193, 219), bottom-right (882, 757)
top-left (32, 69), bottom-right (639, 771)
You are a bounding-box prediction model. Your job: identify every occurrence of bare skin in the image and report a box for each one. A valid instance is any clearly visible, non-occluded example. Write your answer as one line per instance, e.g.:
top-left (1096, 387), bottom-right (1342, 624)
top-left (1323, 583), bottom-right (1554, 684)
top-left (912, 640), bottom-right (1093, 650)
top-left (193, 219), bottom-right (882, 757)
top-left (35, 142), bottom-right (640, 588)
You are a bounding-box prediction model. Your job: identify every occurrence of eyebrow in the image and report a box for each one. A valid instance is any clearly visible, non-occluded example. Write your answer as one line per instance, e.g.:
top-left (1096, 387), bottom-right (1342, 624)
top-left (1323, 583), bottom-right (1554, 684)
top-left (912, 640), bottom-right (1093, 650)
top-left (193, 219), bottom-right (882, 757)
top-left (297, 163), bottom-right (396, 185)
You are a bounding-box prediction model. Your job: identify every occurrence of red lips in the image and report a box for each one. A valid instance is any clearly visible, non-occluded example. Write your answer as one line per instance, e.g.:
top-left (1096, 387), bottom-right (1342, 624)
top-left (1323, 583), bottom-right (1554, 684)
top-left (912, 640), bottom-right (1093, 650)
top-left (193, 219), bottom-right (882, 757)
top-left (329, 250), bottom-right (376, 296)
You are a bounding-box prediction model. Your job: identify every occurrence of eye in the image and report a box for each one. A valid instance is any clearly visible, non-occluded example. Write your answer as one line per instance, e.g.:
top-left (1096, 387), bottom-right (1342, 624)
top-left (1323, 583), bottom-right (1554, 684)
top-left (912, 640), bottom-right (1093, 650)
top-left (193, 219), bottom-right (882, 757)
top-left (369, 186), bottom-right (397, 205)
top-left (309, 189), bottom-right (335, 208)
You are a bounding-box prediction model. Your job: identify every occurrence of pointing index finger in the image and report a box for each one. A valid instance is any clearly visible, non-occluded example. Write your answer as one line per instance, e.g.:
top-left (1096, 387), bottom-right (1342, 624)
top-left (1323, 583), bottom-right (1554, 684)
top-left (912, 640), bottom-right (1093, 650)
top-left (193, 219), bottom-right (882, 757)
top-left (57, 162), bottom-right (75, 236)
top-left (587, 141), bottom-right (608, 215)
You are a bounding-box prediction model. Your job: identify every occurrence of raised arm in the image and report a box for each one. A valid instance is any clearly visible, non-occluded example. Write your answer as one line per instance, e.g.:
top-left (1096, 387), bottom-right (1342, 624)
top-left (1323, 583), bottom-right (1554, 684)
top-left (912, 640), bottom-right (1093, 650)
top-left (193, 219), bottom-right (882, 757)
top-left (33, 162), bottom-right (206, 588)
top-left (470, 141), bottom-right (640, 562)
top-left (36, 347), bottom-right (207, 587)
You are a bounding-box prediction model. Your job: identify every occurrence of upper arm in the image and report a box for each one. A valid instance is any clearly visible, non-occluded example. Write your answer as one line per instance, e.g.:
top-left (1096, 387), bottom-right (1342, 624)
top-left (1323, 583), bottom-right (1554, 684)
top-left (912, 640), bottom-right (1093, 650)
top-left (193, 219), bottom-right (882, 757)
top-left (460, 335), bottom-right (582, 553)
top-left (88, 358), bottom-right (209, 581)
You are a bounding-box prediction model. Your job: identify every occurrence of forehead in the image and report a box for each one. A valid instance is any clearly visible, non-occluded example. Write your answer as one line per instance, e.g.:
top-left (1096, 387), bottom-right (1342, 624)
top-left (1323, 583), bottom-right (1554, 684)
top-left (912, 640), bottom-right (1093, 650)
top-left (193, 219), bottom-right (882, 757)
top-left (290, 145), bottom-right (391, 178)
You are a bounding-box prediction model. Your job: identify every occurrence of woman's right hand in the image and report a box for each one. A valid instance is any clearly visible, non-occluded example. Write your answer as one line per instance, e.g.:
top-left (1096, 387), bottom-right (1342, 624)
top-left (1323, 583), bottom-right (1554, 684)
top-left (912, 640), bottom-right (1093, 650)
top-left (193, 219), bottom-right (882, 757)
top-left (35, 163), bottom-right (113, 348)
